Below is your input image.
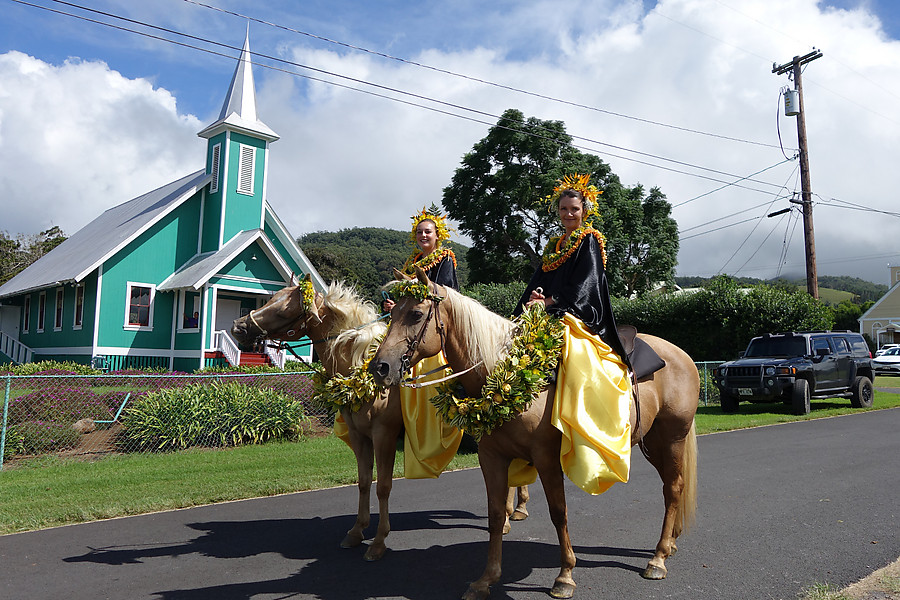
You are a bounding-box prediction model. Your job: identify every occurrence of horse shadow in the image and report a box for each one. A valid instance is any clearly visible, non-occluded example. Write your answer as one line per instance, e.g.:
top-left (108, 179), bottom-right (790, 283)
top-left (62, 509), bottom-right (654, 599)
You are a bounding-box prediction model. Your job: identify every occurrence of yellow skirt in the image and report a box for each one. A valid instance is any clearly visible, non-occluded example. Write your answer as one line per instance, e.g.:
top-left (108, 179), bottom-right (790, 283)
top-left (333, 353), bottom-right (463, 479)
top-left (553, 313), bottom-right (633, 495)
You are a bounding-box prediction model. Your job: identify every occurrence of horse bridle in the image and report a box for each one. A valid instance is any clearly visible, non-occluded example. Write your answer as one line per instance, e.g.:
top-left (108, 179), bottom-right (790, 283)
top-left (398, 284), bottom-right (447, 378)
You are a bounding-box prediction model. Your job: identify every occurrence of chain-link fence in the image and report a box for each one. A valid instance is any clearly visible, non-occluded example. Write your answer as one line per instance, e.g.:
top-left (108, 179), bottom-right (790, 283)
top-left (696, 361), bottom-right (725, 407)
top-left (1, 361), bottom-right (725, 469)
top-left (0, 371), bottom-right (330, 468)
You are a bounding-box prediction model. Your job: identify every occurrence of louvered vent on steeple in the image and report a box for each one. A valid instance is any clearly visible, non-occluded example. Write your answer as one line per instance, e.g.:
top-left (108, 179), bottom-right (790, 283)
top-left (237, 144), bottom-right (255, 195)
top-left (210, 143), bottom-right (221, 194)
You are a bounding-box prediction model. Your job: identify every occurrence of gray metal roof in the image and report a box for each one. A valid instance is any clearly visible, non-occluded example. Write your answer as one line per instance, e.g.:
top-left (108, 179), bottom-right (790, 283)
top-left (157, 229), bottom-right (292, 291)
top-left (0, 170), bottom-right (211, 299)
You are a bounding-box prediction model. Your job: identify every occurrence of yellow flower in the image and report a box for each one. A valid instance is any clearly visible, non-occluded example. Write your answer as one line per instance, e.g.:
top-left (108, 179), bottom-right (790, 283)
top-left (492, 393), bottom-right (503, 404)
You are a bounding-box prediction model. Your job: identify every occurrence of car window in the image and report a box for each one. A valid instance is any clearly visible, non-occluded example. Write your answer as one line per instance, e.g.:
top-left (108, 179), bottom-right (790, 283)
top-left (745, 337), bottom-right (808, 357)
top-left (811, 337), bottom-right (831, 354)
top-left (831, 336), bottom-right (851, 354)
top-left (888, 348), bottom-right (900, 356)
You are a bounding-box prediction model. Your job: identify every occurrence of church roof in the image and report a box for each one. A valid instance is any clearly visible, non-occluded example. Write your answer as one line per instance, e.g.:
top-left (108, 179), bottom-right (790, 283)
top-left (197, 31), bottom-right (279, 142)
top-left (158, 229), bottom-right (291, 291)
top-left (0, 170), bottom-right (211, 299)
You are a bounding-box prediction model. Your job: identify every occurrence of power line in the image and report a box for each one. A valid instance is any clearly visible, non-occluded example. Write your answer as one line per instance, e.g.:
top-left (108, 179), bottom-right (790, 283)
top-left (181, 0), bottom-right (791, 151)
top-left (11, 0), bottom-right (797, 197)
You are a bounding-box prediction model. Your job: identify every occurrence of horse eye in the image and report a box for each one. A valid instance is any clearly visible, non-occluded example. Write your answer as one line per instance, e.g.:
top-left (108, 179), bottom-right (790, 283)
top-left (411, 309), bottom-right (424, 321)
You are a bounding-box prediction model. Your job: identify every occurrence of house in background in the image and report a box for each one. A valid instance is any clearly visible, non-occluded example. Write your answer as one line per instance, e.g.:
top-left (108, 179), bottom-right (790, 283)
top-left (0, 33), bottom-right (323, 371)
top-left (858, 265), bottom-right (900, 350)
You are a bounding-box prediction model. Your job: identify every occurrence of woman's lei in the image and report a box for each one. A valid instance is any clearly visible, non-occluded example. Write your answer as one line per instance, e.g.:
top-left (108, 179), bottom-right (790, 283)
top-left (311, 338), bottom-right (384, 414)
top-left (402, 246), bottom-right (457, 274)
top-left (429, 305), bottom-right (565, 441)
top-left (541, 226), bottom-right (607, 272)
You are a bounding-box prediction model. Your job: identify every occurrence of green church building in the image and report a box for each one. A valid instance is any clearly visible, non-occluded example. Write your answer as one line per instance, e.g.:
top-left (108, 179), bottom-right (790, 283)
top-left (0, 34), bottom-right (323, 371)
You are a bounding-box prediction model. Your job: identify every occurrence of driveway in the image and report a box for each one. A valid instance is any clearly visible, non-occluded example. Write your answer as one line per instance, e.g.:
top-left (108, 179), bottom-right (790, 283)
top-left (1, 408), bottom-right (898, 600)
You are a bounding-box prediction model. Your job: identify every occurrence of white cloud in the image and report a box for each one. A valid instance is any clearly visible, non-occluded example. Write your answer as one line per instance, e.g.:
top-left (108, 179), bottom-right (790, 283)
top-left (0, 51), bottom-right (204, 236)
top-left (2, 0), bottom-right (899, 285)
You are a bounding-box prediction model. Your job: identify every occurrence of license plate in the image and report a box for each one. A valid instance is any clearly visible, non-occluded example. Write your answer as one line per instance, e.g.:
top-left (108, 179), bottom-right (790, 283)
top-left (738, 388), bottom-right (753, 396)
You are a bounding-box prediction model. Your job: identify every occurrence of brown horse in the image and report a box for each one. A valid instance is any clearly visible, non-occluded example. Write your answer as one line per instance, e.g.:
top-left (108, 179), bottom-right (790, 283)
top-left (369, 269), bottom-right (699, 599)
top-left (231, 278), bottom-right (529, 561)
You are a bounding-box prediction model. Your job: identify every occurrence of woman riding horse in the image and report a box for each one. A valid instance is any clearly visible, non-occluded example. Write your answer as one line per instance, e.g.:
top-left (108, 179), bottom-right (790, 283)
top-left (515, 174), bottom-right (634, 495)
top-left (369, 175), bottom-right (698, 599)
top-left (378, 205), bottom-right (464, 478)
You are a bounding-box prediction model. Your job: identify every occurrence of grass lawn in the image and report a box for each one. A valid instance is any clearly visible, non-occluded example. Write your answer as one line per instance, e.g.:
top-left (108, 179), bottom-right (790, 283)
top-left (1, 385), bottom-right (898, 535)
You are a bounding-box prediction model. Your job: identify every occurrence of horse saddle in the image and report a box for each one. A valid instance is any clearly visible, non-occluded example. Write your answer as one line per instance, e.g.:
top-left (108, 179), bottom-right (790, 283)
top-left (617, 325), bottom-right (666, 382)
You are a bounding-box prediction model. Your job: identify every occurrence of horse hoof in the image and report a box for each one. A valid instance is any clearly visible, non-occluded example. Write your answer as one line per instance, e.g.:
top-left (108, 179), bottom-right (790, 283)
top-left (364, 544), bottom-right (386, 561)
top-left (502, 519), bottom-right (512, 535)
top-left (641, 564), bottom-right (668, 580)
top-left (550, 581), bottom-right (576, 598)
top-left (340, 533), bottom-right (364, 549)
top-left (510, 508), bottom-right (529, 521)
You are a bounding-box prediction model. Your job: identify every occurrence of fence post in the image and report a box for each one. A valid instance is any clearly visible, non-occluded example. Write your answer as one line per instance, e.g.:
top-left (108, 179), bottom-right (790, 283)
top-left (1, 374), bottom-right (11, 470)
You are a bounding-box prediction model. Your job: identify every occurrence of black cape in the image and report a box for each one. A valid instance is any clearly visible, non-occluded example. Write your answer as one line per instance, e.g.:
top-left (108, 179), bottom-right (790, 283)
top-left (415, 253), bottom-right (458, 291)
top-left (514, 232), bottom-right (629, 366)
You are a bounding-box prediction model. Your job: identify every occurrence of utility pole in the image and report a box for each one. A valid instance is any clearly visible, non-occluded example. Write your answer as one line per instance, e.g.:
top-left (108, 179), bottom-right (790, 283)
top-left (773, 49), bottom-right (822, 299)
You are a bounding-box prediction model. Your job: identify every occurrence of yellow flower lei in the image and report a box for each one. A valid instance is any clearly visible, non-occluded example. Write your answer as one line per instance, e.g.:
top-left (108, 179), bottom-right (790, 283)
top-left (298, 278), bottom-right (315, 310)
top-left (388, 279), bottom-right (444, 303)
top-left (311, 340), bottom-right (384, 414)
top-left (429, 305), bottom-right (565, 441)
top-left (402, 247), bottom-right (457, 275)
top-left (542, 226), bottom-right (607, 272)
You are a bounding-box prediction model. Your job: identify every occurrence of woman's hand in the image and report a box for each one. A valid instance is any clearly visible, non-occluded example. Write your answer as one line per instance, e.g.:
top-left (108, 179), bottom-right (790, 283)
top-left (382, 298), bottom-right (395, 312)
top-left (525, 287), bottom-right (553, 308)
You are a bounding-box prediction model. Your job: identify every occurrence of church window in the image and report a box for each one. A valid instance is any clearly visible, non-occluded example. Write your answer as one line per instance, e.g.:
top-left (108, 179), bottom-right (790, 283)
top-left (125, 283), bottom-right (155, 329)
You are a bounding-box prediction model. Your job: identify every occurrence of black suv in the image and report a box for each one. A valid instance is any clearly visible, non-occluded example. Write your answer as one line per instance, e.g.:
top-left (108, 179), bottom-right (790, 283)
top-left (713, 331), bottom-right (874, 415)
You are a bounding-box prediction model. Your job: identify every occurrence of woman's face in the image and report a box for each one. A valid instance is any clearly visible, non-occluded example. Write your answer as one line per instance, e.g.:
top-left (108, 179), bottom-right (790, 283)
top-left (416, 220), bottom-right (438, 253)
top-left (558, 195), bottom-right (584, 233)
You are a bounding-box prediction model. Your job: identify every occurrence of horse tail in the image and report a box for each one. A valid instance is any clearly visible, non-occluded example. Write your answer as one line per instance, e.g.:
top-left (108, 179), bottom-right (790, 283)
top-left (677, 419), bottom-right (698, 535)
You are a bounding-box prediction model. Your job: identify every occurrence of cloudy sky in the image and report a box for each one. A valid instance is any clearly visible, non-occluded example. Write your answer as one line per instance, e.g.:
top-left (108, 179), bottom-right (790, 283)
top-left (1, 0), bottom-right (899, 285)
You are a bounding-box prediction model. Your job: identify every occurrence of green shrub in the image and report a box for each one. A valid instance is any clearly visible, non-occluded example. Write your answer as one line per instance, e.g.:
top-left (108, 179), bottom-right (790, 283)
top-left (10, 421), bottom-right (80, 455)
top-left (462, 281), bottom-right (527, 318)
top-left (1, 361), bottom-right (101, 375)
top-left (614, 276), bottom-right (833, 361)
top-left (117, 382), bottom-right (309, 452)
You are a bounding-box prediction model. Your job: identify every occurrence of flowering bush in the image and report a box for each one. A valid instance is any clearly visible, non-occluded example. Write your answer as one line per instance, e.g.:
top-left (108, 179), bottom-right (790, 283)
top-left (117, 382), bottom-right (310, 451)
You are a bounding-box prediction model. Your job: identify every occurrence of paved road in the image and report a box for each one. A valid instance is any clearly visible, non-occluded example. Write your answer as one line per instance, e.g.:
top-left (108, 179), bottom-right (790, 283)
top-left (1, 409), bottom-right (898, 600)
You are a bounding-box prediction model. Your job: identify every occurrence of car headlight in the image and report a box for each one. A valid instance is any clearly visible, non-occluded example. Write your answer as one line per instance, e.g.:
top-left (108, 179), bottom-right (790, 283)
top-left (765, 367), bottom-right (775, 376)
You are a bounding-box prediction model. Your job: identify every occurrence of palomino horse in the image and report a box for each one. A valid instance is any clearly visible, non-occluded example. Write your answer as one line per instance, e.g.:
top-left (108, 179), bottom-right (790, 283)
top-left (369, 269), bottom-right (699, 599)
top-left (231, 278), bottom-right (530, 561)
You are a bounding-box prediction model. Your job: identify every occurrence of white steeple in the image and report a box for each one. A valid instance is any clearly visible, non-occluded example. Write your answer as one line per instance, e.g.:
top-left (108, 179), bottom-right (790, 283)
top-left (198, 29), bottom-right (279, 141)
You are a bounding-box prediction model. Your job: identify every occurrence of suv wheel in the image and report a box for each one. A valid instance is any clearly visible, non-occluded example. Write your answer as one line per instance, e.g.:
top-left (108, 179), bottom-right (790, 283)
top-left (720, 392), bottom-right (739, 413)
top-left (850, 376), bottom-right (874, 408)
top-left (791, 379), bottom-right (810, 415)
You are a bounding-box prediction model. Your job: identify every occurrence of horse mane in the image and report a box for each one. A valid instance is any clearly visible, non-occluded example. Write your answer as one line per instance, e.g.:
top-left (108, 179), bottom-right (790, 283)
top-left (441, 287), bottom-right (515, 373)
top-left (321, 281), bottom-right (387, 367)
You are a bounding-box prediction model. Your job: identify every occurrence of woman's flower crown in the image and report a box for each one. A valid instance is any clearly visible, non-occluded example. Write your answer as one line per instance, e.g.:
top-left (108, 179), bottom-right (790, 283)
top-left (544, 173), bottom-right (602, 223)
top-left (410, 204), bottom-right (454, 245)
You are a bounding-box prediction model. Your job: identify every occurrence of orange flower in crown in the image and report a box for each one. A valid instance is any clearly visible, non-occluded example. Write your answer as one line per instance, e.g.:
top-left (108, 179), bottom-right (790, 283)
top-left (544, 173), bottom-right (602, 224)
top-left (409, 204), bottom-right (454, 246)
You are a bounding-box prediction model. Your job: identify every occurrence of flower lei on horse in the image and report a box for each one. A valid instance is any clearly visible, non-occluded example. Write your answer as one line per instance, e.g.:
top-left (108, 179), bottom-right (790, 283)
top-left (402, 204), bottom-right (457, 274)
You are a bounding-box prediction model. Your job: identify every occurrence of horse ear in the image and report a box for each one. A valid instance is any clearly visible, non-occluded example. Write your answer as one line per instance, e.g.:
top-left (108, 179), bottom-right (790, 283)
top-left (392, 267), bottom-right (410, 281)
top-left (303, 273), bottom-right (312, 283)
top-left (415, 266), bottom-right (430, 285)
